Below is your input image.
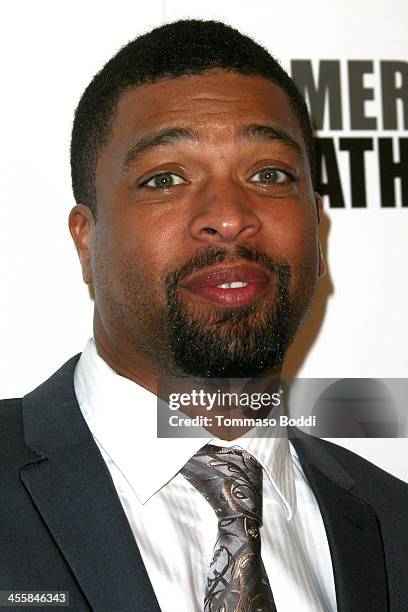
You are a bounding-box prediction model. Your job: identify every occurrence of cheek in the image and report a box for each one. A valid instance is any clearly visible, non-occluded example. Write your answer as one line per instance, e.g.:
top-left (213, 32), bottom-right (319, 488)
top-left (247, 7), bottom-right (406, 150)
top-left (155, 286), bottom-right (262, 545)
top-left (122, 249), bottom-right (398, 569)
top-left (93, 205), bottom-right (184, 304)
top-left (263, 205), bottom-right (319, 284)
top-left (268, 204), bottom-right (317, 253)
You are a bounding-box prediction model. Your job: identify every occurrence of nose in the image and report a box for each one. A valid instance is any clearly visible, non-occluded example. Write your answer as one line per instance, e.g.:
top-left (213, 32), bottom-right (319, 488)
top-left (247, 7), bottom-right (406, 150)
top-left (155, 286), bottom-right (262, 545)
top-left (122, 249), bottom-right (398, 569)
top-left (189, 178), bottom-right (262, 244)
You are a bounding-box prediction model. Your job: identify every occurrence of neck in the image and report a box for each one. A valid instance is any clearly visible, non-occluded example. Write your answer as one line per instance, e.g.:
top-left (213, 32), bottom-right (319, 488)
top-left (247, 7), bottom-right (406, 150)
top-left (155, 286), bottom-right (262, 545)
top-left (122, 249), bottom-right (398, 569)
top-left (93, 311), bottom-right (284, 440)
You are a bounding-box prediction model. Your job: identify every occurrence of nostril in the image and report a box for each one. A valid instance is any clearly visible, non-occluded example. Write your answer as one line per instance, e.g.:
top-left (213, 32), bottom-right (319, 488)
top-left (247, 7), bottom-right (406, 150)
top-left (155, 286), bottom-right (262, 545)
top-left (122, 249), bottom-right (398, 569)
top-left (203, 227), bottom-right (218, 235)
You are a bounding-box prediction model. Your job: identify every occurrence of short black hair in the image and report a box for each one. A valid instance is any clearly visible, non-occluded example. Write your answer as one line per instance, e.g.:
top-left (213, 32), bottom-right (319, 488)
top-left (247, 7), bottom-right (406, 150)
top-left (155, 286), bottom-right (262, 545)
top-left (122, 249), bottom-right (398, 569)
top-left (71, 19), bottom-right (315, 217)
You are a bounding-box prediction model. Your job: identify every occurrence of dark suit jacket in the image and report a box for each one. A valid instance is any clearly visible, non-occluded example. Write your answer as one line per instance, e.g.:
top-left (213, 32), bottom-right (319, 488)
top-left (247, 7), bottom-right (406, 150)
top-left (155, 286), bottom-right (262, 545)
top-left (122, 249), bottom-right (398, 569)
top-left (1, 354), bottom-right (407, 612)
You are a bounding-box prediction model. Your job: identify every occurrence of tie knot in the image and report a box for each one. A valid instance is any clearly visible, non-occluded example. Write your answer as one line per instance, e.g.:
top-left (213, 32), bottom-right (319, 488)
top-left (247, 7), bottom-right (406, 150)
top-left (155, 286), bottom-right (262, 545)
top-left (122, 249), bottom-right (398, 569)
top-left (181, 444), bottom-right (264, 525)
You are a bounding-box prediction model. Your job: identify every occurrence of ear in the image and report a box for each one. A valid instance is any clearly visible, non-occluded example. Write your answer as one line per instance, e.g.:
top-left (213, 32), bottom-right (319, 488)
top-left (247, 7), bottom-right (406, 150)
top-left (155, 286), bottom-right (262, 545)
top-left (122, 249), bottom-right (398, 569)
top-left (315, 193), bottom-right (326, 279)
top-left (68, 204), bottom-right (95, 285)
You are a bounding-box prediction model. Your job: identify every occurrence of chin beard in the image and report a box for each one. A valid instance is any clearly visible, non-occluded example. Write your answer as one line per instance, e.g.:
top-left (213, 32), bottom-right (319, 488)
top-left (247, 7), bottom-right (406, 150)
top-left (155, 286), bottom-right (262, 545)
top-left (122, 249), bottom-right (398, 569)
top-left (165, 246), bottom-right (305, 378)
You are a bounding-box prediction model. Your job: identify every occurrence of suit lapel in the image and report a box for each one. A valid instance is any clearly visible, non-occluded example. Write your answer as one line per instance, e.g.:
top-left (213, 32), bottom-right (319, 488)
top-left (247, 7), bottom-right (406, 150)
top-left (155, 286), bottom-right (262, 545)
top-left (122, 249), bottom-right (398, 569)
top-left (292, 436), bottom-right (389, 612)
top-left (20, 355), bottom-right (161, 612)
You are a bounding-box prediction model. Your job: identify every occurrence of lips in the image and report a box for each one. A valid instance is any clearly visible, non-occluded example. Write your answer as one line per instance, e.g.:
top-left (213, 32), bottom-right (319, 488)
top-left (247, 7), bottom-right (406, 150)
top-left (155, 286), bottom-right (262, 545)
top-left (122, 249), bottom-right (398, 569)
top-left (180, 263), bottom-right (270, 307)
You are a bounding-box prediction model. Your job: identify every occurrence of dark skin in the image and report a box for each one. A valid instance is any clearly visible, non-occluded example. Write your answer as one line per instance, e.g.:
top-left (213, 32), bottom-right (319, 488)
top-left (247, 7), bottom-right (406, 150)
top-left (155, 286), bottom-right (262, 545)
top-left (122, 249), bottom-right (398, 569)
top-left (69, 70), bottom-right (325, 437)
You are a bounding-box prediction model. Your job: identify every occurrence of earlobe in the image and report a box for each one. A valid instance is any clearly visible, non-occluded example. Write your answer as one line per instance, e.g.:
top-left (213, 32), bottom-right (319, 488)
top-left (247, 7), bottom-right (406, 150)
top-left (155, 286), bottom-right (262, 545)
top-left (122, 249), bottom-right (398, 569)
top-left (318, 241), bottom-right (326, 278)
top-left (68, 204), bottom-right (94, 285)
top-left (315, 192), bottom-right (323, 224)
top-left (315, 193), bottom-right (326, 278)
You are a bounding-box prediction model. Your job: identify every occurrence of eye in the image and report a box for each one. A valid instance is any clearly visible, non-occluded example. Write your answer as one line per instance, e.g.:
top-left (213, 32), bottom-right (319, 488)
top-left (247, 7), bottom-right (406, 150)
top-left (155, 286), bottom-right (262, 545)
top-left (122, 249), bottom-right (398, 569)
top-left (249, 167), bottom-right (295, 185)
top-left (140, 172), bottom-right (187, 189)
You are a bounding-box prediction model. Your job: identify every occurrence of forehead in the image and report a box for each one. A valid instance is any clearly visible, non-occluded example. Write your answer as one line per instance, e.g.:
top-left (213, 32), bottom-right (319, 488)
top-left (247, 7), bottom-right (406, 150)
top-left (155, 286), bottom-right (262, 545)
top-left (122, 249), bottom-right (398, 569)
top-left (97, 70), bottom-right (305, 173)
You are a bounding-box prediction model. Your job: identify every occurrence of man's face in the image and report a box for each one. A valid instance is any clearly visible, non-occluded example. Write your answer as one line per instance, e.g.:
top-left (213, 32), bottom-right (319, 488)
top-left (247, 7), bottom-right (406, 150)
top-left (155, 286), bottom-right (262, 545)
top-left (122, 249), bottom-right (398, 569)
top-left (76, 70), bottom-right (323, 378)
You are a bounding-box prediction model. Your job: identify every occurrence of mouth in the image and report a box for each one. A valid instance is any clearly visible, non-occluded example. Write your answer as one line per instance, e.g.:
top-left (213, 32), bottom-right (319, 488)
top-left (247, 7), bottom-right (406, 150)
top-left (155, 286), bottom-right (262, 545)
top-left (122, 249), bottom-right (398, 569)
top-left (179, 262), bottom-right (270, 308)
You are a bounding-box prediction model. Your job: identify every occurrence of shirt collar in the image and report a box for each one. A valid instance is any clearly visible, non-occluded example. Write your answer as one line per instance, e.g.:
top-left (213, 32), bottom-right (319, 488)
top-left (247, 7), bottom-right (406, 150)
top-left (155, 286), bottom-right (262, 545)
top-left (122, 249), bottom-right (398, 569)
top-left (74, 338), bottom-right (297, 519)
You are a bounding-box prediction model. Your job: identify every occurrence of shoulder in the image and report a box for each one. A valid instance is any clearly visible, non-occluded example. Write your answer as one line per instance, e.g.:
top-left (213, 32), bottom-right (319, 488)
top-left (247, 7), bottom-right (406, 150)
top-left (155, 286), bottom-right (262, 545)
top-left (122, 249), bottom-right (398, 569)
top-left (0, 397), bottom-right (23, 442)
top-left (0, 397), bottom-right (39, 466)
top-left (0, 351), bottom-right (81, 468)
top-left (306, 436), bottom-right (408, 508)
top-left (319, 437), bottom-right (407, 486)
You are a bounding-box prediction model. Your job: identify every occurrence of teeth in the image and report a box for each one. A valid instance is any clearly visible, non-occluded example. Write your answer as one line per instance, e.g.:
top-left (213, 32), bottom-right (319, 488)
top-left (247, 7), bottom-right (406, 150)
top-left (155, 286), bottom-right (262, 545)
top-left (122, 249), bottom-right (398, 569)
top-left (216, 281), bottom-right (249, 289)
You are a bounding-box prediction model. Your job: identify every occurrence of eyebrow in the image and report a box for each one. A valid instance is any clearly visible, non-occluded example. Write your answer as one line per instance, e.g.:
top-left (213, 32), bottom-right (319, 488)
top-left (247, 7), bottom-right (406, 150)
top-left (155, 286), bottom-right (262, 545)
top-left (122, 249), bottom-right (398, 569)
top-left (237, 123), bottom-right (304, 159)
top-left (122, 127), bottom-right (198, 170)
top-left (122, 122), bottom-right (304, 171)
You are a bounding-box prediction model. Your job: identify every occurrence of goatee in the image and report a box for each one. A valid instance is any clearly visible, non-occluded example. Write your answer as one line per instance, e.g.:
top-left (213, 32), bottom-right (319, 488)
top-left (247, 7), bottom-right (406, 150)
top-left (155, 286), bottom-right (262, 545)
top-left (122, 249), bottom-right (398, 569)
top-left (165, 245), bottom-right (302, 378)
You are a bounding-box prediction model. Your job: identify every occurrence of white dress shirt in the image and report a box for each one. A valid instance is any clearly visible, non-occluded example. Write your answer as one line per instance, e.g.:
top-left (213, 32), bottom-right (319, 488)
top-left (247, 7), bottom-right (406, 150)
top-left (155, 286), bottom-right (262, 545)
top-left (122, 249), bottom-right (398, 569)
top-left (74, 338), bottom-right (337, 612)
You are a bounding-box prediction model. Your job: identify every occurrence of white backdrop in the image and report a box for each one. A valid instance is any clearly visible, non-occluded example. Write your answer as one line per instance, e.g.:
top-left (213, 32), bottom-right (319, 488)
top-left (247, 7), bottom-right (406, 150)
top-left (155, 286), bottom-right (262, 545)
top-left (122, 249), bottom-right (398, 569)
top-left (1, 1), bottom-right (407, 480)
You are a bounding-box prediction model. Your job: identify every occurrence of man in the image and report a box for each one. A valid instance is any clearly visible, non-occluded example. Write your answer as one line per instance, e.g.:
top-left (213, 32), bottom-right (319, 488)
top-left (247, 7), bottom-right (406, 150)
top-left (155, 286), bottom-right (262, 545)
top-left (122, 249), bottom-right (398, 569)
top-left (0, 19), bottom-right (407, 612)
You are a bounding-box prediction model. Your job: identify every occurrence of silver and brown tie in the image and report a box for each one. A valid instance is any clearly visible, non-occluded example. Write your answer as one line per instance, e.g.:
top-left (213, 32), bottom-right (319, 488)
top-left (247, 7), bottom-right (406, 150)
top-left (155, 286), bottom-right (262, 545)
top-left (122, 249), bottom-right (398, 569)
top-left (181, 444), bottom-right (277, 612)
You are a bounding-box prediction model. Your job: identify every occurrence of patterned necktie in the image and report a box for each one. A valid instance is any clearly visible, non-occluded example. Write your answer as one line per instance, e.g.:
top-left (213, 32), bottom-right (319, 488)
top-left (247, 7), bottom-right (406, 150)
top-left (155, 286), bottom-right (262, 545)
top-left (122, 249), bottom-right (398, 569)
top-left (181, 444), bottom-right (277, 612)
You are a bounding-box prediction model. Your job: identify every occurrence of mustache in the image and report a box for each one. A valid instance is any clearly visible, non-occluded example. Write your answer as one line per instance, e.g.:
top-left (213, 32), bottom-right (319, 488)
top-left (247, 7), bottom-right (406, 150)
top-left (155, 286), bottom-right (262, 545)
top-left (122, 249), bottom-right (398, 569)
top-left (166, 245), bottom-right (291, 295)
